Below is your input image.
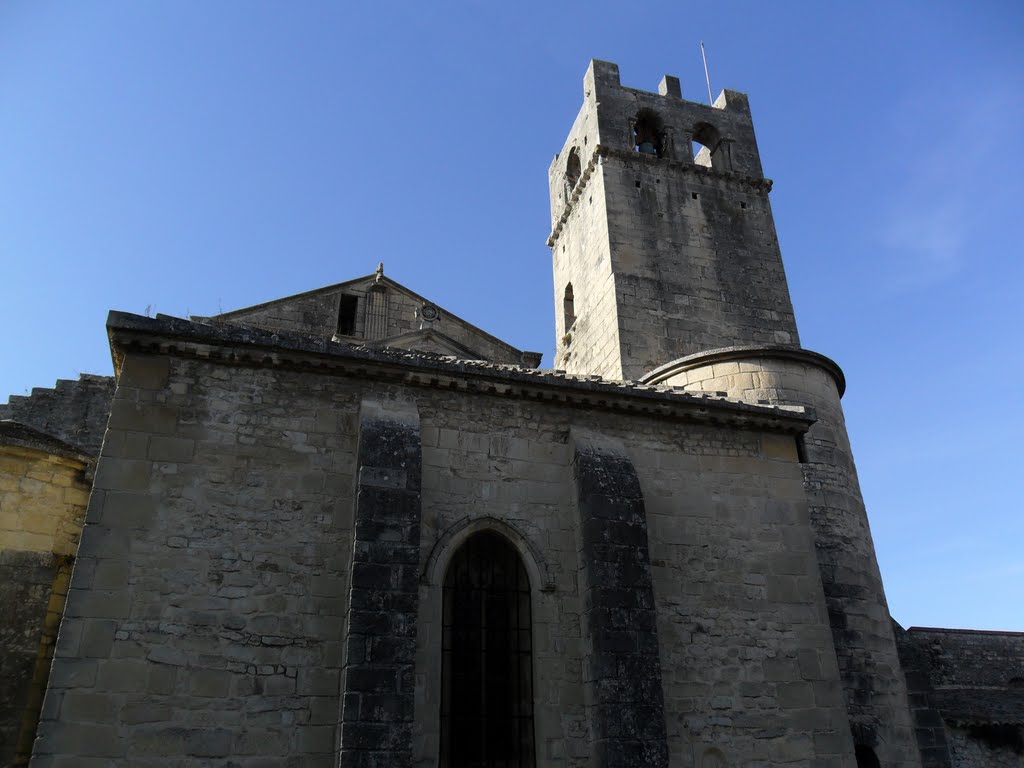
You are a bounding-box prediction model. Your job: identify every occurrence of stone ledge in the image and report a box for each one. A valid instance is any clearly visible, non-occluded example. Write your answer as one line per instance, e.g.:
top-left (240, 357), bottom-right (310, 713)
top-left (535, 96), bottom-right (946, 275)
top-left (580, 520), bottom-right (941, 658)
top-left (639, 345), bottom-right (846, 397)
top-left (931, 689), bottom-right (1024, 726)
top-left (908, 627), bottom-right (1024, 637)
top-left (106, 312), bottom-right (816, 436)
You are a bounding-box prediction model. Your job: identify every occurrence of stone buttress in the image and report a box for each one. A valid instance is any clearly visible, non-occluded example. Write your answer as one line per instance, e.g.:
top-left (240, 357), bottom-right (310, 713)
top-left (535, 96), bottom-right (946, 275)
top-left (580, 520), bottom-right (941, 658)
top-left (339, 400), bottom-right (423, 767)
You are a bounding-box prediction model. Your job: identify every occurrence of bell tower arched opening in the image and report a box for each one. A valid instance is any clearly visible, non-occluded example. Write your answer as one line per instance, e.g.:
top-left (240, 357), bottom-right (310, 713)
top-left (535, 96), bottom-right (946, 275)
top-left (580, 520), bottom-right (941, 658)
top-left (633, 108), bottom-right (666, 157)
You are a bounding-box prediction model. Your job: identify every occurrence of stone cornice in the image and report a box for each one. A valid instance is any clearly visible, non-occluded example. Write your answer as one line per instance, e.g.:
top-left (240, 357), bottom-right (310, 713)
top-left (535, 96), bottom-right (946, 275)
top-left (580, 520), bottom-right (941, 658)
top-left (546, 144), bottom-right (774, 247)
top-left (0, 420), bottom-right (93, 466)
top-left (639, 345), bottom-right (846, 398)
top-left (107, 312), bottom-right (815, 435)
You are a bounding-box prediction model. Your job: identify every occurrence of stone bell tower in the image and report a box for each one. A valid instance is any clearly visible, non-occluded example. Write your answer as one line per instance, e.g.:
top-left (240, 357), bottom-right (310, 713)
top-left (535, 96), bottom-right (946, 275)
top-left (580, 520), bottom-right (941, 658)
top-left (547, 59), bottom-right (798, 382)
top-left (548, 60), bottom-right (924, 766)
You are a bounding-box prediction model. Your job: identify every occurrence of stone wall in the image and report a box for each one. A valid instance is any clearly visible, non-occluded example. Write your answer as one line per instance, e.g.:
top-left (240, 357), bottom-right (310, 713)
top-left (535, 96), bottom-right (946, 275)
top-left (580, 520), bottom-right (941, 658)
top-left (905, 628), bottom-right (1024, 768)
top-left (550, 162), bottom-right (622, 380)
top-left (600, 150), bottom-right (797, 381)
top-left (653, 351), bottom-right (922, 766)
top-left (907, 628), bottom-right (1024, 690)
top-left (32, 352), bottom-right (361, 766)
top-left (0, 439), bottom-right (90, 767)
top-left (550, 167), bottom-right (622, 379)
top-left (411, 385), bottom-right (855, 767)
top-left (32, 312), bottom-right (864, 766)
top-left (893, 622), bottom-right (954, 768)
top-left (0, 374), bottom-right (114, 457)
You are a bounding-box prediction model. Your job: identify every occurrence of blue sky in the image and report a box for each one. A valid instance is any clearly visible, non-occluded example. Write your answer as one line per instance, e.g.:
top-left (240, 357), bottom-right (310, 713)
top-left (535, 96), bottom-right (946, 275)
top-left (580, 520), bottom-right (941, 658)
top-left (2, 1), bottom-right (1022, 630)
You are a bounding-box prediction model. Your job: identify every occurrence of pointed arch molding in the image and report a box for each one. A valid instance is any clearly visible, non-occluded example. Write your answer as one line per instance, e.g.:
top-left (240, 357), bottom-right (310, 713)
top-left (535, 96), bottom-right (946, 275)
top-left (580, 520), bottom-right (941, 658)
top-left (422, 516), bottom-right (556, 593)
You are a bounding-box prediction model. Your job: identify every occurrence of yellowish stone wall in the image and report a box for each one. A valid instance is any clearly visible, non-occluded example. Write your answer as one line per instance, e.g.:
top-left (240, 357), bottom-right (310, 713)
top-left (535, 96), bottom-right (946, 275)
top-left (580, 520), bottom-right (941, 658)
top-left (0, 447), bottom-right (90, 556)
top-left (0, 445), bottom-right (90, 766)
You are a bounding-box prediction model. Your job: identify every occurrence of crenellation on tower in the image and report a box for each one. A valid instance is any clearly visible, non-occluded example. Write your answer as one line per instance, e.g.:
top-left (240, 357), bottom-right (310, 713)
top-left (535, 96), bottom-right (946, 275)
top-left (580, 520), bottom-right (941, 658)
top-left (657, 73), bottom-right (681, 98)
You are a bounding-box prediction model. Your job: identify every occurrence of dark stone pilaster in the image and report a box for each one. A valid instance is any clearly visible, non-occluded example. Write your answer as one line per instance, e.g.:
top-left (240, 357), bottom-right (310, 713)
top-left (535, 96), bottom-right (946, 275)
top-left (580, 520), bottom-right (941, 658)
top-left (339, 403), bottom-right (422, 768)
top-left (573, 443), bottom-right (669, 768)
top-left (893, 621), bottom-right (954, 768)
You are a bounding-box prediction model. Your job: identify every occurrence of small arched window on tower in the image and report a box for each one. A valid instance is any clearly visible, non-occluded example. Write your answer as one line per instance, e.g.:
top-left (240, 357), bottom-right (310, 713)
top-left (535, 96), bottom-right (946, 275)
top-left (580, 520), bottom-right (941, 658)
top-left (634, 108), bottom-right (665, 157)
top-left (692, 122), bottom-right (722, 168)
top-left (565, 148), bottom-right (582, 198)
top-left (440, 531), bottom-right (535, 767)
top-left (563, 283), bottom-right (576, 333)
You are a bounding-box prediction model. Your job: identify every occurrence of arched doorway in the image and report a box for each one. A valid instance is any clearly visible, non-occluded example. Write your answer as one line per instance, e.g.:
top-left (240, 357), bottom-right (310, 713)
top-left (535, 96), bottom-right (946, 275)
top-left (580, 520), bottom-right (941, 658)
top-left (441, 531), bottom-right (535, 767)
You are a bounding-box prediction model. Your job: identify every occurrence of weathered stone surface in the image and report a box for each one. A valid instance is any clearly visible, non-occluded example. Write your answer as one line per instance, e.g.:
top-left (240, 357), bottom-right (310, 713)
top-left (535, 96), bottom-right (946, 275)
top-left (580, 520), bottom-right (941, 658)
top-left (338, 402), bottom-right (422, 767)
top-left (894, 622), bottom-right (955, 768)
top-left (573, 440), bottom-right (668, 767)
top-left (653, 351), bottom-right (922, 765)
top-left (0, 374), bottom-right (114, 457)
top-left (29, 351), bottom-right (358, 764)
top-left (0, 437), bottom-right (88, 768)
top-left (900, 627), bottom-right (1024, 767)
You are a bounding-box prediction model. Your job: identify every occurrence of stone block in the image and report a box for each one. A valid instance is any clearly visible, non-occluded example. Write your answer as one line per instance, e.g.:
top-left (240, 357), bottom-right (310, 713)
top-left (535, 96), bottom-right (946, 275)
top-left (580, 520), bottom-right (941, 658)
top-left (47, 658), bottom-right (97, 689)
top-left (186, 728), bottom-right (233, 757)
top-left (258, 674), bottom-right (296, 696)
top-left (147, 664), bottom-right (177, 694)
top-left (107, 400), bottom-right (178, 435)
top-left (121, 701), bottom-right (173, 724)
top-left (80, 619), bottom-right (117, 658)
top-left (64, 587), bottom-right (130, 619)
top-left (100, 491), bottom-right (156, 529)
top-left (147, 435), bottom-right (195, 463)
top-left (298, 668), bottom-right (340, 696)
top-left (92, 558), bottom-right (130, 590)
top-left (60, 691), bottom-right (115, 722)
top-left (130, 724), bottom-right (188, 755)
top-left (309, 696), bottom-right (340, 725)
top-left (92, 458), bottom-right (151, 493)
top-left (119, 355), bottom-right (171, 390)
top-left (233, 727), bottom-right (289, 755)
top-left (777, 681), bottom-right (815, 709)
top-left (189, 668), bottom-right (232, 697)
top-left (298, 724), bottom-right (336, 753)
top-left (96, 659), bottom-right (148, 692)
top-left (34, 722), bottom-right (124, 757)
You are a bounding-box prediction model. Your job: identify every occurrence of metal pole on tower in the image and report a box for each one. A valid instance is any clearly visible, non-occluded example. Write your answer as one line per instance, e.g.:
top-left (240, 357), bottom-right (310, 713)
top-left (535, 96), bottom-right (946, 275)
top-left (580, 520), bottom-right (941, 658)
top-left (700, 40), bottom-right (714, 104)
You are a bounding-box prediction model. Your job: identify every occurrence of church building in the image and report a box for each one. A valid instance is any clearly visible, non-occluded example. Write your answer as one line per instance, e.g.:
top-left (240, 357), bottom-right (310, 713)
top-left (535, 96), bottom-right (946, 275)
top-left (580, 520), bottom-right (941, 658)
top-left (1, 59), bottom-right (1021, 768)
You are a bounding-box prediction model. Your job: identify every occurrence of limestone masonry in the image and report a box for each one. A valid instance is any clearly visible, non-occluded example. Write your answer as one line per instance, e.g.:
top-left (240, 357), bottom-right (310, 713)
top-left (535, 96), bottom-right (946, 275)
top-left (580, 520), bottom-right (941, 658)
top-left (1, 60), bottom-right (1020, 767)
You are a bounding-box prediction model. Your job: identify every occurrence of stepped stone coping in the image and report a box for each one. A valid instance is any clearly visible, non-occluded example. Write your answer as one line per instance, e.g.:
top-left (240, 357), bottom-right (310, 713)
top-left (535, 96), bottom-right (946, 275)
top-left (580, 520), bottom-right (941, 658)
top-left (2, 373), bottom-right (114, 408)
top-left (639, 344), bottom-right (847, 397)
top-left (107, 311), bottom-right (816, 435)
